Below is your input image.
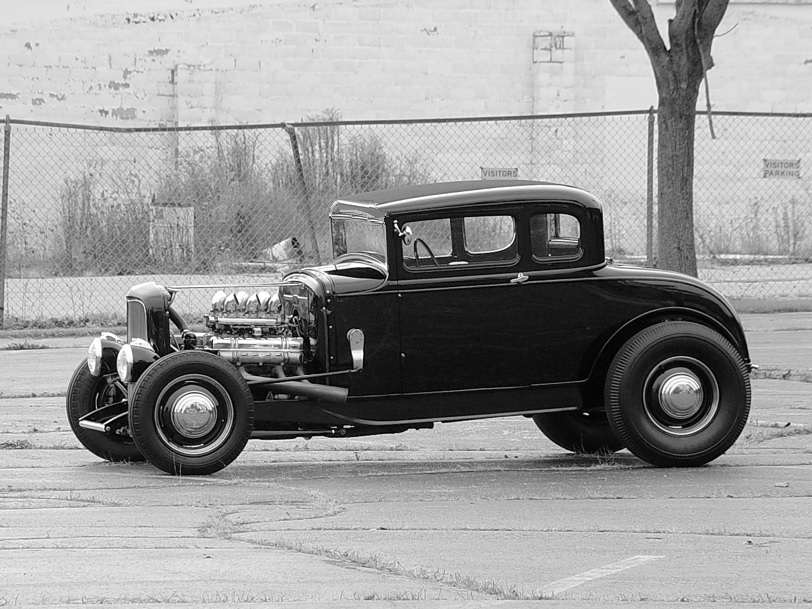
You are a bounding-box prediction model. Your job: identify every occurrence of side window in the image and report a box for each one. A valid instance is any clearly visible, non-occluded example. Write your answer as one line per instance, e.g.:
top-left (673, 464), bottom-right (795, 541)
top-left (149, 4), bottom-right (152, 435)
top-left (464, 216), bottom-right (515, 254)
top-left (402, 214), bottom-right (517, 270)
top-left (403, 219), bottom-right (452, 269)
top-left (531, 213), bottom-right (582, 261)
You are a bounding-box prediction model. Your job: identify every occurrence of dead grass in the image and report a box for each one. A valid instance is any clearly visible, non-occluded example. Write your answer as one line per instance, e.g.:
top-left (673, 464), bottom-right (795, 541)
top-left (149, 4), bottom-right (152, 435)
top-left (738, 423), bottom-right (812, 446)
top-left (0, 439), bottom-right (35, 449)
top-left (0, 340), bottom-right (50, 351)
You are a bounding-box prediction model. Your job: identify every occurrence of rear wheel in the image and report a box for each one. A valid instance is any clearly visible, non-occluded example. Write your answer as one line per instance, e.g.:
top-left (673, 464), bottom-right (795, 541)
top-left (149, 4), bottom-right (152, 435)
top-left (129, 351), bottom-right (254, 475)
top-left (533, 410), bottom-right (623, 455)
top-left (66, 362), bottom-right (144, 463)
top-left (605, 321), bottom-right (750, 467)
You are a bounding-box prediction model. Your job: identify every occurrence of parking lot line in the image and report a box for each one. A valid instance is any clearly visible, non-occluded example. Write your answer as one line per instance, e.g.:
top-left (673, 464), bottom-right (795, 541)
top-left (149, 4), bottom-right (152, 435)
top-left (539, 555), bottom-right (664, 595)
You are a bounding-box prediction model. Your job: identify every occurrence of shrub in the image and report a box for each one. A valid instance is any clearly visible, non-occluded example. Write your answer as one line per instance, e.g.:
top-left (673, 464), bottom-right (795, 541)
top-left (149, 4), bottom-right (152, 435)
top-left (50, 115), bottom-right (432, 275)
top-left (55, 172), bottom-right (150, 275)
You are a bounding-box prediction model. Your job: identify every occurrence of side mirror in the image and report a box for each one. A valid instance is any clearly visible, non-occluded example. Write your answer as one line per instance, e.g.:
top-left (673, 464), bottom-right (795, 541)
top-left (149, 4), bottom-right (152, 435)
top-left (394, 221), bottom-right (413, 246)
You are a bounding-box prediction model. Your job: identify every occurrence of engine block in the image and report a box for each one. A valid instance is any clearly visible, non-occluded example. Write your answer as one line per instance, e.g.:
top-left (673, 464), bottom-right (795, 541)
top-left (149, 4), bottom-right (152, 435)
top-left (201, 289), bottom-right (308, 366)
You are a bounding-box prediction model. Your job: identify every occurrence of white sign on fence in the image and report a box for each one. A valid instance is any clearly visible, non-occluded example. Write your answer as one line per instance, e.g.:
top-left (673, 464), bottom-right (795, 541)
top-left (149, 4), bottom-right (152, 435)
top-left (762, 158), bottom-right (801, 179)
top-left (481, 166), bottom-right (519, 179)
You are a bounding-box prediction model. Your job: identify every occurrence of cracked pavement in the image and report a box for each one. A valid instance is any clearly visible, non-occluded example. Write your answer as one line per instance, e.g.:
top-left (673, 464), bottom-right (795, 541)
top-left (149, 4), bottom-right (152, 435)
top-left (1, 313), bottom-right (811, 607)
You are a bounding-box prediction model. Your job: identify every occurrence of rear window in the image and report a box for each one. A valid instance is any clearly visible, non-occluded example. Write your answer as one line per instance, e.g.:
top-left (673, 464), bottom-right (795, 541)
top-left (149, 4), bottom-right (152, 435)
top-left (530, 212), bottom-right (582, 261)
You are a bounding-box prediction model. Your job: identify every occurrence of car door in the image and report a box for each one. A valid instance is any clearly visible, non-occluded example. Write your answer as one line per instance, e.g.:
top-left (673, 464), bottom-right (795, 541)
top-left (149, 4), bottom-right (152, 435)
top-left (394, 209), bottom-right (533, 396)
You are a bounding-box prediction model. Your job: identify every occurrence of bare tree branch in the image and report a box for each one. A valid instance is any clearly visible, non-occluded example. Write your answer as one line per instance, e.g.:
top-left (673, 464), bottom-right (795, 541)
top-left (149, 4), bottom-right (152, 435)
top-left (697, 0), bottom-right (728, 36)
top-left (608, 0), bottom-right (668, 61)
top-left (608, 0), bottom-right (642, 36)
top-left (715, 22), bottom-right (738, 38)
top-left (697, 0), bottom-right (729, 65)
top-left (671, 0), bottom-right (696, 39)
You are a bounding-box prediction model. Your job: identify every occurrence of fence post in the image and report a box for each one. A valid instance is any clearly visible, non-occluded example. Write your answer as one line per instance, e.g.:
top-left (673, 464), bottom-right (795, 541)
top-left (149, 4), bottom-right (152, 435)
top-left (0, 116), bottom-right (10, 328)
top-left (283, 123), bottom-right (322, 264)
top-left (646, 106), bottom-right (655, 267)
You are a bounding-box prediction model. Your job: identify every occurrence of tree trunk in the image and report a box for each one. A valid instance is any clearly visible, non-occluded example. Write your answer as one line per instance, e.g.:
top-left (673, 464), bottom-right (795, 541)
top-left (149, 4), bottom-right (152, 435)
top-left (657, 90), bottom-right (699, 277)
top-left (608, 0), bottom-right (730, 278)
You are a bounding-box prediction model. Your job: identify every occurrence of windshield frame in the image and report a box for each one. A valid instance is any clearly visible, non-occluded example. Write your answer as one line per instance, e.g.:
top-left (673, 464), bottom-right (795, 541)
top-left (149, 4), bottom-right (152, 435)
top-left (330, 213), bottom-right (388, 266)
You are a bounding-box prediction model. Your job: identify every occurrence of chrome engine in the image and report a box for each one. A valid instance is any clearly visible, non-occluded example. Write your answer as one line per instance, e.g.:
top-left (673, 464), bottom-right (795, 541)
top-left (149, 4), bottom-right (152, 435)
top-left (200, 288), bottom-right (313, 368)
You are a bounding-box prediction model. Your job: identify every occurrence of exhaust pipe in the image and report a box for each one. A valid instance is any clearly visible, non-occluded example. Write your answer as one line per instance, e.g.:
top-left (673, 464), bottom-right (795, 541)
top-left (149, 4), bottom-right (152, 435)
top-left (267, 380), bottom-right (348, 403)
top-left (242, 372), bottom-right (348, 403)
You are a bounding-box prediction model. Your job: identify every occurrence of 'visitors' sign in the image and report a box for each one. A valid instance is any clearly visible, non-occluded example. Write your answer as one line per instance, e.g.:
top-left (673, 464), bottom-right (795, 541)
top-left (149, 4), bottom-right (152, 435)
top-left (762, 159), bottom-right (800, 179)
top-left (481, 166), bottom-right (519, 179)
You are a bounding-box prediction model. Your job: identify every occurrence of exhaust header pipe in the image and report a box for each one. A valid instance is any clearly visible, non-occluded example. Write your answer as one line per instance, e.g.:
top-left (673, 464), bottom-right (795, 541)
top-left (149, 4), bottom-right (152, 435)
top-left (242, 372), bottom-right (348, 403)
top-left (268, 380), bottom-right (348, 403)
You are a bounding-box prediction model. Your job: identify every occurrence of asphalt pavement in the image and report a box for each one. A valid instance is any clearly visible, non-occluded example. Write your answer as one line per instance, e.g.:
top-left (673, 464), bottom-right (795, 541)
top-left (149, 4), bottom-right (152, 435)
top-left (2, 311), bottom-right (812, 399)
top-left (1, 313), bottom-right (811, 607)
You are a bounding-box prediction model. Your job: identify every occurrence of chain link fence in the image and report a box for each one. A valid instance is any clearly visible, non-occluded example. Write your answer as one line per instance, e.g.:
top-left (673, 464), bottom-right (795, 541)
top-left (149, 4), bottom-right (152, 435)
top-left (1, 110), bottom-right (811, 326)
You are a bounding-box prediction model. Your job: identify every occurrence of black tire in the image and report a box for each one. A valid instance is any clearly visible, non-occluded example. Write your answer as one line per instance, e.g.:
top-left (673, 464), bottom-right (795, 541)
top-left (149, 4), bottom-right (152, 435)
top-left (66, 361), bottom-right (144, 463)
top-left (605, 321), bottom-right (751, 467)
top-left (533, 411), bottom-right (623, 454)
top-left (128, 351), bottom-right (254, 476)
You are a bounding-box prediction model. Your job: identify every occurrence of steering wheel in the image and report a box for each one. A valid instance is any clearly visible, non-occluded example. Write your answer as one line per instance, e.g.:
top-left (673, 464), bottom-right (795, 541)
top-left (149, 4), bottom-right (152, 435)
top-left (413, 238), bottom-right (439, 266)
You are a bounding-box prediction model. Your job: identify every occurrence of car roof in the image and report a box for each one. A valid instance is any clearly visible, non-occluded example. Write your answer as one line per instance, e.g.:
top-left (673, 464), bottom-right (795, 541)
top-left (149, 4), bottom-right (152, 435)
top-left (330, 180), bottom-right (602, 218)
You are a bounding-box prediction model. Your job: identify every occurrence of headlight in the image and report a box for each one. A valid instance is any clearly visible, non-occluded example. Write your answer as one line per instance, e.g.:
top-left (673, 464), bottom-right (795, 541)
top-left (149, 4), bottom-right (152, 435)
top-left (116, 344), bottom-right (134, 382)
top-left (116, 339), bottom-right (158, 384)
top-left (86, 338), bottom-right (103, 376)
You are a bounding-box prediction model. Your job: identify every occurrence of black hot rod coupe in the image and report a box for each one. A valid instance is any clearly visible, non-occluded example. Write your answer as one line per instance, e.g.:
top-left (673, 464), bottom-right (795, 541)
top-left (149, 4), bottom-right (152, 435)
top-left (67, 180), bottom-right (752, 475)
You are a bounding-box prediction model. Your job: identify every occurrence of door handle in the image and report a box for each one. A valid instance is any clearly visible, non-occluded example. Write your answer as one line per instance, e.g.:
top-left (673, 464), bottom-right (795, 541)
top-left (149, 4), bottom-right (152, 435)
top-left (510, 273), bottom-right (529, 285)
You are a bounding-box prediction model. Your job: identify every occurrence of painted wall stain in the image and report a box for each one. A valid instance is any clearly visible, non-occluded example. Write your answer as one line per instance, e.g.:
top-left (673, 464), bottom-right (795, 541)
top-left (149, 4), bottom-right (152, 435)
top-left (111, 107), bottom-right (137, 120)
top-left (148, 48), bottom-right (171, 57)
top-left (49, 92), bottom-right (67, 101)
top-left (31, 97), bottom-right (45, 106)
top-left (0, 92), bottom-right (20, 100)
top-left (108, 81), bottom-right (131, 91)
top-left (98, 108), bottom-right (110, 117)
top-left (122, 68), bottom-right (134, 80)
top-left (125, 12), bottom-right (179, 25)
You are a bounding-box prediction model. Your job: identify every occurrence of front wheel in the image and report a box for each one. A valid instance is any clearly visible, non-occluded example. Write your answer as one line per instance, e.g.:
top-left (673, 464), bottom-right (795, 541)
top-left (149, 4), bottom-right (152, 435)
top-left (605, 321), bottom-right (751, 467)
top-left (532, 411), bottom-right (623, 455)
top-left (66, 362), bottom-right (144, 463)
top-left (129, 351), bottom-right (254, 475)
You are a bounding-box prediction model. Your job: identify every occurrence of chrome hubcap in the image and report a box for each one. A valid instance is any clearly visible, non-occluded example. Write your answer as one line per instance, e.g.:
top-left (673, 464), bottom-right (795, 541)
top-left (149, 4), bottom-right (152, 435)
top-left (658, 371), bottom-right (704, 420)
top-left (170, 391), bottom-right (218, 438)
top-left (155, 374), bottom-right (235, 457)
top-left (644, 357), bottom-right (719, 437)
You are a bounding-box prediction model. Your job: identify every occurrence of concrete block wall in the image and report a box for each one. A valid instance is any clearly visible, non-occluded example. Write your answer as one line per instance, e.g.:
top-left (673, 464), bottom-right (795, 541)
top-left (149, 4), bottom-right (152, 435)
top-left (1, 0), bottom-right (810, 270)
top-left (1, 0), bottom-right (811, 126)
